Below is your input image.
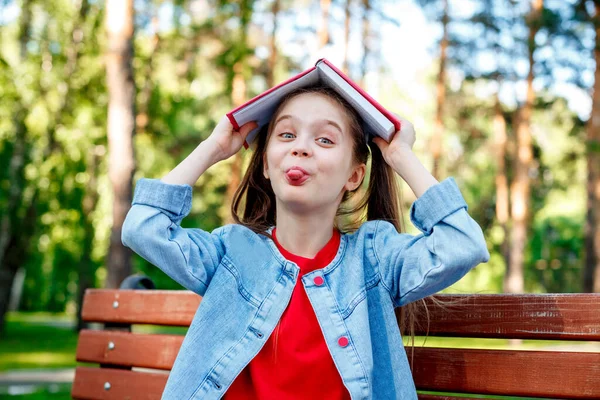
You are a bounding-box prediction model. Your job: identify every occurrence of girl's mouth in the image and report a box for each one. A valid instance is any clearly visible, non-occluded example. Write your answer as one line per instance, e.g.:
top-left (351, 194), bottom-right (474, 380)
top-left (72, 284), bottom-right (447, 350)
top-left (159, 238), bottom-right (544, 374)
top-left (285, 168), bottom-right (310, 185)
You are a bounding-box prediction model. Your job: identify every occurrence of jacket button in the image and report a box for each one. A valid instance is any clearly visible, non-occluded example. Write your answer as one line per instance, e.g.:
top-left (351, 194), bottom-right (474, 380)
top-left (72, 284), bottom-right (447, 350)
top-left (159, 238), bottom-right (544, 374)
top-left (313, 276), bottom-right (324, 286)
top-left (338, 336), bottom-right (349, 347)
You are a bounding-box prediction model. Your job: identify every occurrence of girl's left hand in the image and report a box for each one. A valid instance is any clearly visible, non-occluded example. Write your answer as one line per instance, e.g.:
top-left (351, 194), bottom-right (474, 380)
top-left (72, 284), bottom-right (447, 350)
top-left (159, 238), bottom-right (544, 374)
top-left (372, 113), bottom-right (416, 165)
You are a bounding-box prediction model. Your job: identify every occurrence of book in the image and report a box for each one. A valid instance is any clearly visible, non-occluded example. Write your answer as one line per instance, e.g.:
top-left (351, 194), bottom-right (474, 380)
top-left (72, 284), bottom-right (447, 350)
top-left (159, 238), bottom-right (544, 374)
top-left (225, 58), bottom-right (401, 149)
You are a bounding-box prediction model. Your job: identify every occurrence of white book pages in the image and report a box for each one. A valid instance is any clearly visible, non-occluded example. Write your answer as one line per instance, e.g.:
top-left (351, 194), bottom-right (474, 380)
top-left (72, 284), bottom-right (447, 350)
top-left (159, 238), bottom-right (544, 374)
top-left (234, 61), bottom-right (395, 146)
top-left (233, 70), bottom-right (320, 145)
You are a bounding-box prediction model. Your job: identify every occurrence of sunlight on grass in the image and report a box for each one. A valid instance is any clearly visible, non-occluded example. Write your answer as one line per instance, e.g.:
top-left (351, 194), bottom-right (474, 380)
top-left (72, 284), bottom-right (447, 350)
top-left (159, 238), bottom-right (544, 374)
top-left (0, 353), bottom-right (75, 371)
top-left (0, 312), bottom-right (78, 371)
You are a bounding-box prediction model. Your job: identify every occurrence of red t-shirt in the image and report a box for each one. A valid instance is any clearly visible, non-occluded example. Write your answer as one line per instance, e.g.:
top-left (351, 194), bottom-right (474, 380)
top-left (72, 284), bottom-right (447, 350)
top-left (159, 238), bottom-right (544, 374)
top-left (224, 228), bottom-right (351, 400)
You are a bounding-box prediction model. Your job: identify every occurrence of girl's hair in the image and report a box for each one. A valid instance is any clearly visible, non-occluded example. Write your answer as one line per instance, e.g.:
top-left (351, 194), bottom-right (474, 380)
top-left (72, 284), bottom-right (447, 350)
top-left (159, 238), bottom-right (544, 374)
top-left (231, 84), bottom-right (402, 235)
top-left (230, 85), bottom-right (451, 369)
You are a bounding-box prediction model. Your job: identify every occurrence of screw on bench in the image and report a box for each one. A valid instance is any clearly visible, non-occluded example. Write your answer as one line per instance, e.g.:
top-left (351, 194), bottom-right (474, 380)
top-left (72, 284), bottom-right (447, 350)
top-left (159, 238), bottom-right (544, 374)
top-left (100, 274), bottom-right (156, 371)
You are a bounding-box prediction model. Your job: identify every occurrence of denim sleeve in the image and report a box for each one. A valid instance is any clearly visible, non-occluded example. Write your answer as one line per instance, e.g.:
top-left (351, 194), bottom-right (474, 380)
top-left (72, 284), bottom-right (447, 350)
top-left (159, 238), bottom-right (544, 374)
top-left (121, 178), bottom-right (225, 296)
top-left (372, 177), bottom-right (490, 307)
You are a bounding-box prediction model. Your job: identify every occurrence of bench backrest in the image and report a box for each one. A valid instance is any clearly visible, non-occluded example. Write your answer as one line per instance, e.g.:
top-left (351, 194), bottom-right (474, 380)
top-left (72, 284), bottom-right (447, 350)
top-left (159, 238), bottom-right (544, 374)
top-left (72, 290), bottom-right (600, 399)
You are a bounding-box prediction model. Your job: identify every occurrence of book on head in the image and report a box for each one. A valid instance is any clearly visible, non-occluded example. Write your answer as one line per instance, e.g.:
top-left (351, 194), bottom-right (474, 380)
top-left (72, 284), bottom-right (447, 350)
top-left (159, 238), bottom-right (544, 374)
top-left (226, 58), bottom-right (401, 149)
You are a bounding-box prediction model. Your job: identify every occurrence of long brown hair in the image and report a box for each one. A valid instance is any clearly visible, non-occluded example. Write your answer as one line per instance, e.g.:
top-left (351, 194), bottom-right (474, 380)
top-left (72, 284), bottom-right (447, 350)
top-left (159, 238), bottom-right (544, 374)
top-left (230, 85), bottom-right (448, 369)
top-left (231, 85), bottom-right (402, 234)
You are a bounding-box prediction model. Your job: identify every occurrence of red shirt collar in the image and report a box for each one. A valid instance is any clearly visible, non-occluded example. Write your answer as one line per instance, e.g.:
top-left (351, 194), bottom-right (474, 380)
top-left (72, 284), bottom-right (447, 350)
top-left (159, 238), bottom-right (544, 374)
top-left (272, 228), bottom-right (341, 274)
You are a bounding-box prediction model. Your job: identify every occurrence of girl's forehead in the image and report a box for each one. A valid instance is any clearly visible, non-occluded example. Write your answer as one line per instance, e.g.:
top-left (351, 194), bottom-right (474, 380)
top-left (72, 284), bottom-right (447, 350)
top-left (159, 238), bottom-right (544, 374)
top-left (278, 93), bottom-right (348, 125)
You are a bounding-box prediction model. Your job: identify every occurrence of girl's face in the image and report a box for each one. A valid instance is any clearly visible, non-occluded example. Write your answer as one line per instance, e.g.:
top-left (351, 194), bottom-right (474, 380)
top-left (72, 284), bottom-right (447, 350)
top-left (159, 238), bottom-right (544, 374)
top-left (263, 93), bottom-right (366, 213)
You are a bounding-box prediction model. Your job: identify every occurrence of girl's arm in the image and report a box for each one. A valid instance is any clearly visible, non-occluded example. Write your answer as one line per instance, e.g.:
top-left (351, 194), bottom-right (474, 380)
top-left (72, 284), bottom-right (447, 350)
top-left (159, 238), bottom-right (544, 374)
top-left (388, 148), bottom-right (439, 199)
top-left (371, 117), bottom-right (489, 306)
top-left (121, 117), bottom-right (257, 295)
top-left (372, 117), bottom-right (438, 198)
top-left (371, 177), bottom-right (490, 307)
top-left (162, 116), bottom-right (258, 186)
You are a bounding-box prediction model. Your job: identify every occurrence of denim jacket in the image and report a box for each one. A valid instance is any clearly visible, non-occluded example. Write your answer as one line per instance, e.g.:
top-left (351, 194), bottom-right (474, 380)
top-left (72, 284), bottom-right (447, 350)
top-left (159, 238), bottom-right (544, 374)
top-left (121, 176), bottom-right (490, 400)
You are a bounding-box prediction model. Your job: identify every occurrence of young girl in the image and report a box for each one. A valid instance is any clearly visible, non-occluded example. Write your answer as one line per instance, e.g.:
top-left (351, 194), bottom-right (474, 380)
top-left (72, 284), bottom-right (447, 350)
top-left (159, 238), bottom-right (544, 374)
top-left (122, 85), bottom-right (490, 400)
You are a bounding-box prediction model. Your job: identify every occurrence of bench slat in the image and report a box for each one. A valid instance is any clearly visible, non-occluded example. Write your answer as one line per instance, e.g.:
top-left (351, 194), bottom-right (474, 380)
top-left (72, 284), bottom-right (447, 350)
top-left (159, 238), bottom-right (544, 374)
top-left (81, 289), bottom-right (200, 326)
top-left (83, 290), bottom-right (600, 341)
top-left (417, 396), bottom-right (487, 400)
top-left (75, 329), bottom-right (600, 399)
top-left (71, 366), bottom-right (167, 399)
top-left (410, 293), bottom-right (600, 340)
top-left (76, 330), bottom-right (183, 370)
top-left (412, 347), bottom-right (600, 399)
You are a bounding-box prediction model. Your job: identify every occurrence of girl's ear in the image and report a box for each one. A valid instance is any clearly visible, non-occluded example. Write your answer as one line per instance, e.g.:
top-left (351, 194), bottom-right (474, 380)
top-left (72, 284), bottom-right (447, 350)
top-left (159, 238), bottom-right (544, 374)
top-left (345, 163), bottom-right (366, 191)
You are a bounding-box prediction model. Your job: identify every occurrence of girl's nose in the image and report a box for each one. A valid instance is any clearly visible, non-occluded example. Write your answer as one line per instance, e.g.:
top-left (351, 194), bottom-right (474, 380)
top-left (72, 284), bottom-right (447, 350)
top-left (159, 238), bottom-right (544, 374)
top-left (291, 140), bottom-right (311, 157)
top-left (292, 148), bottom-right (309, 157)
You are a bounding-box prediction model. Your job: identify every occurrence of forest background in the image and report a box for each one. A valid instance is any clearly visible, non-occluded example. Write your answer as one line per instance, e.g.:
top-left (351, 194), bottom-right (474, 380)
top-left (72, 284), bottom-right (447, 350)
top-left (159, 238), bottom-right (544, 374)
top-left (1, 0), bottom-right (599, 341)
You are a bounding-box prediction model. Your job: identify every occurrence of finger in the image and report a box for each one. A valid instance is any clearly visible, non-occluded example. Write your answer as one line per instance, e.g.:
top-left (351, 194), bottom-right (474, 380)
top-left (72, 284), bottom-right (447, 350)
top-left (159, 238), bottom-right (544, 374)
top-left (238, 120), bottom-right (259, 139)
top-left (391, 111), bottom-right (406, 121)
top-left (372, 136), bottom-right (388, 151)
top-left (218, 115), bottom-right (233, 130)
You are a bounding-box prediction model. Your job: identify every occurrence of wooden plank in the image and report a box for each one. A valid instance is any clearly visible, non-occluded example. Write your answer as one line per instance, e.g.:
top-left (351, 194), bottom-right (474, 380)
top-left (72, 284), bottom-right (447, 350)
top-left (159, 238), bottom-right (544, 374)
top-left (405, 293), bottom-right (600, 340)
top-left (411, 347), bottom-right (600, 399)
top-left (81, 289), bottom-right (200, 326)
top-left (76, 330), bottom-right (183, 370)
top-left (84, 290), bottom-right (600, 340)
top-left (71, 366), bottom-right (167, 399)
top-left (418, 396), bottom-right (487, 400)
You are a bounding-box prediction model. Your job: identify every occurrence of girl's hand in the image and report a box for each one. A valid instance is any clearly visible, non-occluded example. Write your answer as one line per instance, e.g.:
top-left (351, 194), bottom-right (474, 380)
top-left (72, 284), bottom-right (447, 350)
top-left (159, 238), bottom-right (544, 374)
top-left (372, 113), bottom-right (416, 166)
top-left (207, 116), bottom-right (258, 161)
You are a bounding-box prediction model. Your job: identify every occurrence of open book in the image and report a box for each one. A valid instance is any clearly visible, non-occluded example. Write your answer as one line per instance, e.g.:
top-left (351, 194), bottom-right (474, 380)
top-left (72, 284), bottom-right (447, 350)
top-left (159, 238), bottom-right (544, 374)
top-left (226, 58), bottom-right (401, 149)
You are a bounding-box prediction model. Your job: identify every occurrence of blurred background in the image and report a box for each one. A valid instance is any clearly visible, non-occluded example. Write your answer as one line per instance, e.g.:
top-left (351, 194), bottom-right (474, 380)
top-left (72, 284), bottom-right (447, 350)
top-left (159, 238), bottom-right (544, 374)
top-left (0, 0), bottom-right (599, 398)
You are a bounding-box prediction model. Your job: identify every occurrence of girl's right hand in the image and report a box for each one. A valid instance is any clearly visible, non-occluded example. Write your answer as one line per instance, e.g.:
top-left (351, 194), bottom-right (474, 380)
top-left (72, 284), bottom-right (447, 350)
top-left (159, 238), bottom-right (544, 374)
top-left (207, 116), bottom-right (258, 161)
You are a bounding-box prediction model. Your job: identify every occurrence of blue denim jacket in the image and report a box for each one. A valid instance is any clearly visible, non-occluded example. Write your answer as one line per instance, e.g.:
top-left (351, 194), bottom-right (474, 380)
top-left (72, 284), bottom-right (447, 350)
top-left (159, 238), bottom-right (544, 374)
top-left (121, 176), bottom-right (490, 400)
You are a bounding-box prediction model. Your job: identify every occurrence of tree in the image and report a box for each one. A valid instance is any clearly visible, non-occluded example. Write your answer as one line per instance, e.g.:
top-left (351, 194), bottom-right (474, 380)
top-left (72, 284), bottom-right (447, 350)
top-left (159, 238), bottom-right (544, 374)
top-left (104, 0), bottom-right (136, 289)
top-left (506, 0), bottom-right (543, 293)
top-left (221, 0), bottom-right (256, 224)
top-left (267, 0), bottom-right (281, 88)
top-left (0, 0), bottom-right (33, 335)
top-left (580, 1), bottom-right (600, 293)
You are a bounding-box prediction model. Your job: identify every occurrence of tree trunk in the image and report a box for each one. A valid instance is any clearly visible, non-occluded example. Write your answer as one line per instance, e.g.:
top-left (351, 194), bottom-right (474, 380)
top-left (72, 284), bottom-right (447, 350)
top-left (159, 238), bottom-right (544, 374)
top-left (267, 0), bottom-right (280, 88)
top-left (431, 0), bottom-right (448, 181)
top-left (342, 0), bottom-right (351, 75)
top-left (494, 94), bottom-right (511, 267)
top-left (224, 62), bottom-right (247, 225)
top-left (223, 1), bottom-right (252, 224)
top-left (359, 0), bottom-right (370, 88)
top-left (583, 4), bottom-right (600, 293)
top-left (105, 0), bottom-right (135, 289)
top-left (319, 0), bottom-right (332, 49)
top-left (505, 0), bottom-right (543, 294)
top-left (137, 16), bottom-right (159, 135)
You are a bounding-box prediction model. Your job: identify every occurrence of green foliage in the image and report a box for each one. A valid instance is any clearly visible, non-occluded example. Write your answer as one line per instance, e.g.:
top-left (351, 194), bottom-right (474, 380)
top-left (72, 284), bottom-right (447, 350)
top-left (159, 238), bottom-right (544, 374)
top-left (0, 0), bottom-right (595, 316)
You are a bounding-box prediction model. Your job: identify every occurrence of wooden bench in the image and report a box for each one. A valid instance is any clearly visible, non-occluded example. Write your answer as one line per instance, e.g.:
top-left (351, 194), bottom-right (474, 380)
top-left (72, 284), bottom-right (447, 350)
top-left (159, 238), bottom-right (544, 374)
top-left (71, 275), bottom-right (600, 399)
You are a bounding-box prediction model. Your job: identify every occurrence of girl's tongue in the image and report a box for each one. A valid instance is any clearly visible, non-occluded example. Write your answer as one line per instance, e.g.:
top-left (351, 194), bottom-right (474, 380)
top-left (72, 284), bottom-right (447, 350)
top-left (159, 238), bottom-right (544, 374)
top-left (286, 169), bottom-right (306, 180)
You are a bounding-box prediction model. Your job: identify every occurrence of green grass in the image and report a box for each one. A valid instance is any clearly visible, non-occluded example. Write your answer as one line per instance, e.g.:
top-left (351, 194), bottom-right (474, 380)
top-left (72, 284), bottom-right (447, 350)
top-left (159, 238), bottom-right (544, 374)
top-left (0, 384), bottom-right (72, 399)
top-left (0, 313), bottom-right (79, 371)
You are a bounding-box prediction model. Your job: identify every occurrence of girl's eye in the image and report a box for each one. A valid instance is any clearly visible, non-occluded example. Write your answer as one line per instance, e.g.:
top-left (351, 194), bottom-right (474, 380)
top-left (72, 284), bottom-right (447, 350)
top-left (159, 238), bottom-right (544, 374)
top-left (280, 132), bottom-right (295, 139)
top-left (317, 137), bottom-right (334, 145)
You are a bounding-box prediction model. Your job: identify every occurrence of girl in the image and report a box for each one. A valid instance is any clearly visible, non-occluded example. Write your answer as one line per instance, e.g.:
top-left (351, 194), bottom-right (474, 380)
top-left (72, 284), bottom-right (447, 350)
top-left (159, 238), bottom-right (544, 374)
top-left (122, 85), bottom-right (490, 400)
